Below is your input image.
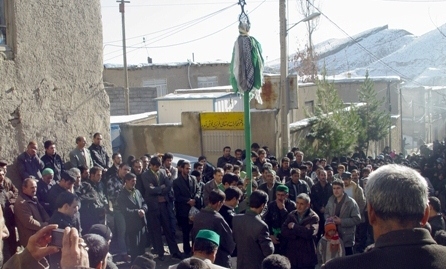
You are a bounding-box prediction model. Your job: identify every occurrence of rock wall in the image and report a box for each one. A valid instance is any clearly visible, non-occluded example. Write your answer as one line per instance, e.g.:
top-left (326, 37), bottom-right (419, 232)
top-left (0, 0), bottom-right (109, 181)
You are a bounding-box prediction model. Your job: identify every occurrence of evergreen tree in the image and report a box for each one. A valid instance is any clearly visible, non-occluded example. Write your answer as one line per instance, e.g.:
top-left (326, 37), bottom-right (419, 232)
top-left (300, 70), bottom-right (361, 161)
top-left (357, 71), bottom-right (391, 154)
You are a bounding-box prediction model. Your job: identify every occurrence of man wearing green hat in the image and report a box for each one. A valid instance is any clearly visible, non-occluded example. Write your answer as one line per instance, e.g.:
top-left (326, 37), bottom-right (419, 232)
top-left (192, 190), bottom-right (235, 268)
top-left (169, 229), bottom-right (228, 269)
top-left (264, 184), bottom-right (296, 255)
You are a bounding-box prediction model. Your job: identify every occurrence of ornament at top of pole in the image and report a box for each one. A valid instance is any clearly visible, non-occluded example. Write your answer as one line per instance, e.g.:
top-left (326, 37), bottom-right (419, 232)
top-left (238, 0), bottom-right (250, 34)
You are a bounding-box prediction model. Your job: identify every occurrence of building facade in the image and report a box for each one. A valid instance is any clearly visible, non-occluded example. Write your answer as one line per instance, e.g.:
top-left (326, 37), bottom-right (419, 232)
top-left (0, 0), bottom-right (110, 180)
top-left (103, 61), bottom-right (230, 96)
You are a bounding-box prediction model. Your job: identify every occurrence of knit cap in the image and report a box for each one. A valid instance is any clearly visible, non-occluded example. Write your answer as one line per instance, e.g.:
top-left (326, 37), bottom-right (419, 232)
top-left (325, 218), bottom-right (337, 233)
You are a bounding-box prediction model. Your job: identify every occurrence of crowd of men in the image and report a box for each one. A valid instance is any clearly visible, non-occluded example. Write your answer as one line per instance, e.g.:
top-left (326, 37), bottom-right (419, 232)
top-left (0, 135), bottom-right (446, 269)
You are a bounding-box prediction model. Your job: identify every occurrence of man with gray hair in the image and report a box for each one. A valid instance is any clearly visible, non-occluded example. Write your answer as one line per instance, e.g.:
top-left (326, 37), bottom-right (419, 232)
top-left (281, 193), bottom-right (319, 269)
top-left (323, 164), bottom-right (446, 269)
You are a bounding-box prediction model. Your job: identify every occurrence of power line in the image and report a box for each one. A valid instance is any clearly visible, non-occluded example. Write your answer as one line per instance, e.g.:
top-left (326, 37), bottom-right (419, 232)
top-left (307, 2), bottom-right (426, 87)
top-left (103, 3), bottom-right (235, 57)
top-left (383, 0), bottom-right (446, 2)
top-left (104, 3), bottom-right (237, 44)
top-left (104, 0), bottom-right (268, 62)
top-left (102, 0), bottom-right (275, 8)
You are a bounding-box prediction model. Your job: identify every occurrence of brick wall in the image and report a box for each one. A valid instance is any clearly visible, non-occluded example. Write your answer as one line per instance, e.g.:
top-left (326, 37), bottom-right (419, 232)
top-left (106, 87), bottom-right (157, 116)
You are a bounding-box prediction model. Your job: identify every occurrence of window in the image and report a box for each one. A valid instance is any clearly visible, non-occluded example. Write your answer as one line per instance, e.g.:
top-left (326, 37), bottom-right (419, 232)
top-left (305, 101), bottom-right (314, 114)
top-left (0, 0), bottom-right (6, 45)
top-left (143, 79), bottom-right (167, 97)
top-left (0, 0), bottom-right (13, 58)
top-left (197, 76), bottom-right (218, 88)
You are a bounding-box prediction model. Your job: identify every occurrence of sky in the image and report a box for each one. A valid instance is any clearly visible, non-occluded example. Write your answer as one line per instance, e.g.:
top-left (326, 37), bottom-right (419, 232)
top-left (101, 0), bottom-right (446, 65)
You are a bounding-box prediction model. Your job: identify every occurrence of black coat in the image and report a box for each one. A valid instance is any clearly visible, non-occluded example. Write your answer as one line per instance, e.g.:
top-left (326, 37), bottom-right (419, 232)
top-left (219, 204), bottom-right (236, 229)
top-left (41, 153), bottom-right (64, 182)
top-left (117, 188), bottom-right (148, 260)
top-left (281, 208), bottom-right (319, 268)
top-left (233, 210), bottom-right (274, 269)
top-left (88, 144), bottom-right (110, 170)
top-left (217, 155), bottom-right (237, 168)
top-left (47, 184), bottom-right (67, 215)
top-left (117, 188), bottom-right (148, 233)
top-left (264, 199), bottom-right (296, 235)
top-left (173, 174), bottom-right (201, 218)
top-left (323, 228), bottom-right (446, 269)
top-left (191, 208), bottom-right (235, 268)
top-left (140, 169), bottom-right (172, 211)
top-left (310, 181), bottom-right (333, 214)
top-left (285, 179), bottom-right (310, 202)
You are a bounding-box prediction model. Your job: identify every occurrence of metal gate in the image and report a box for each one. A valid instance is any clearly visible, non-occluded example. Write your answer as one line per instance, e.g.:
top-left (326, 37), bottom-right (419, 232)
top-left (202, 130), bottom-right (244, 166)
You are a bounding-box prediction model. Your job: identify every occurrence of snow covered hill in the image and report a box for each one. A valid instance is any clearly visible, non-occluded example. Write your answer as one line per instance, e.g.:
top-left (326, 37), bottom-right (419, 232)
top-left (265, 24), bottom-right (446, 87)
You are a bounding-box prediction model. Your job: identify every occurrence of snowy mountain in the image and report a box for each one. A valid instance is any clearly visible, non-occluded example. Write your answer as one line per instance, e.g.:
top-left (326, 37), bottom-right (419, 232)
top-left (265, 24), bottom-right (446, 87)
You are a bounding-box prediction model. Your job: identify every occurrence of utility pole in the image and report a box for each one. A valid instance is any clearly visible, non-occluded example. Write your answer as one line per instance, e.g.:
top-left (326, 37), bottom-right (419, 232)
top-left (279, 3), bottom-right (319, 158)
top-left (279, 0), bottom-right (289, 158)
top-left (118, 0), bottom-right (130, 115)
top-left (412, 99), bottom-right (415, 150)
top-left (387, 82), bottom-right (392, 149)
top-left (428, 88), bottom-right (432, 142)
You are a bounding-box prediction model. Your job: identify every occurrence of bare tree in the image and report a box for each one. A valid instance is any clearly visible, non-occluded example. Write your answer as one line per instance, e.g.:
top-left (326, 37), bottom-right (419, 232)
top-left (297, 0), bottom-right (319, 49)
top-left (295, 0), bottom-right (320, 80)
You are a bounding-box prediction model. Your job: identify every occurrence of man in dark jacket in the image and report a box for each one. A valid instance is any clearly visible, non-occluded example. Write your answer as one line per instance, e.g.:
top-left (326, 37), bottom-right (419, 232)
top-left (428, 196), bottom-right (445, 236)
top-left (192, 190), bottom-right (235, 268)
top-left (17, 141), bottom-right (44, 181)
top-left (78, 166), bottom-right (108, 233)
top-left (88, 133), bottom-right (111, 172)
top-left (140, 157), bottom-right (182, 260)
top-left (264, 185), bottom-right (296, 255)
top-left (41, 140), bottom-right (64, 182)
top-left (173, 161), bottom-right (201, 255)
top-left (47, 170), bottom-right (77, 215)
top-left (281, 193), bottom-right (319, 269)
top-left (217, 146), bottom-right (237, 168)
top-left (48, 191), bottom-right (81, 269)
top-left (233, 190), bottom-right (274, 269)
top-left (323, 164), bottom-right (446, 269)
top-left (104, 153), bottom-right (122, 185)
top-left (117, 173), bottom-right (148, 262)
top-left (277, 157), bottom-right (291, 182)
top-left (219, 187), bottom-right (243, 229)
top-left (311, 170), bottom-right (333, 240)
top-left (285, 168), bottom-right (310, 202)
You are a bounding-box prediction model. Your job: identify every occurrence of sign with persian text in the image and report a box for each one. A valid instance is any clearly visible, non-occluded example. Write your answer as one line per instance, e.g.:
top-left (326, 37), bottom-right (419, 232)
top-left (200, 112), bottom-right (244, 130)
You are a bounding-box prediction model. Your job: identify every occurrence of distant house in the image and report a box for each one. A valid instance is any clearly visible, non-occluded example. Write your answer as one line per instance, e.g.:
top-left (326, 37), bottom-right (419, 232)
top-left (103, 61), bottom-right (230, 97)
top-left (155, 86), bottom-right (243, 123)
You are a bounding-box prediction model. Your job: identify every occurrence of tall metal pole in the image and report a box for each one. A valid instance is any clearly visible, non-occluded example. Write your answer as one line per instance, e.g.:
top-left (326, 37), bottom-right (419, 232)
top-left (119, 0), bottom-right (130, 115)
top-left (244, 93), bottom-right (252, 196)
top-left (279, 0), bottom-right (289, 158)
